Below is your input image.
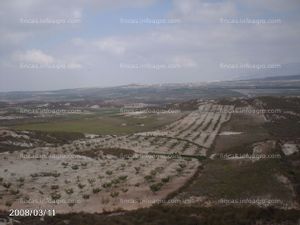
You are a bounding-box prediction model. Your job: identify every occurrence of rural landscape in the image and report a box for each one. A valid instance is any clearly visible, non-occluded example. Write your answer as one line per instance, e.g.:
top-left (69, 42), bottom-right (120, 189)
top-left (0, 76), bottom-right (300, 224)
top-left (1, 0), bottom-right (300, 224)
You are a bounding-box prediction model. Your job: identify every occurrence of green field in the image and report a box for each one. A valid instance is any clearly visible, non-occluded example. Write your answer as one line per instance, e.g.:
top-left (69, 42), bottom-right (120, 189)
top-left (213, 112), bottom-right (270, 154)
top-left (13, 113), bottom-right (182, 135)
top-left (185, 159), bottom-right (292, 202)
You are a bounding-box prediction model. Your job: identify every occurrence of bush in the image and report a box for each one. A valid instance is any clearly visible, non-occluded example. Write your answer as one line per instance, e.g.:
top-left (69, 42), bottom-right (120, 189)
top-left (78, 183), bottom-right (85, 189)
top-left (93, 188), bottom-right (101, 193)
top-left (51, 192), bottom-right (61, 200)
top-left (72, 165), bottom-right (79, 170)
top-left (144, 175), bottom-right (154, 182)
top-left (17, 177), bottom-right (25, 182)
top-left (3, 182), bottom-right (11, 188)
top-left (10, 189), bottom-right (19, 195)
top-left (62, 162), bottom-right (68, 167)
top-left (161, 176), bottom-right (170, 183)
top-left (119, 175), bottom-right (128, 181)
top-left (65, 188), bottom-right (74, 195)
top-left (110, 191), bottom-right (119, 198)
top-left (83, 194), bottom-right (90, 199)
top-left (88, 178), bottom-right (96, 185)
top-left (106, 170), bottom-right (113, 175)
top-left (102, 182), bottom-right (112, 188)
top-left (5, 201), bottom-right (12, 207)
top-left (134, 167), bottom-right (140, 174)
top-left (150, 183), bottom-right (163, 192)
top-left (51, 185), bottom-right (59, 190)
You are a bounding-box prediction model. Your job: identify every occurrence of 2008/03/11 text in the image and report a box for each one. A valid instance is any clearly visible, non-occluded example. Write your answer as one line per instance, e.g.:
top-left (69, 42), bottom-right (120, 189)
top-left (9, 209), bottom-right (55, 217)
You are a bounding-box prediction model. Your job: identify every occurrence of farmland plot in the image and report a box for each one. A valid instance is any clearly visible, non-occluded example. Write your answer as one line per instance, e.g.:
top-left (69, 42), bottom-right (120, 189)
top-left (138, 104), bottom-right (233, 155)
top-left (0, 103), bottom-right (231, 213)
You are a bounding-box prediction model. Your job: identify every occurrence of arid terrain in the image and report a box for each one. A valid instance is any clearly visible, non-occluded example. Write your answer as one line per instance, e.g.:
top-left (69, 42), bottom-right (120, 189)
top-left (0, 103), bottom-right (233, 213)
top-left (0, 82), bottom-right (300, 224)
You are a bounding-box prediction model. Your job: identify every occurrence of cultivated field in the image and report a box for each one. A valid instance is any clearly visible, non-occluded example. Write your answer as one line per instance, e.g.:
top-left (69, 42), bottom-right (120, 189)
top-left (0, 103), bottom-right (232, 213)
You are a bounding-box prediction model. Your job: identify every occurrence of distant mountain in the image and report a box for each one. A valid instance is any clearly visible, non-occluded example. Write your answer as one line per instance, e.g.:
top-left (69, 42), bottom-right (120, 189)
top-left (210, 74), bottom-right (300, 88)
top-left (0, 75), bottom-right (299, 103)
top-left (248, 74), bottom-right (300, 81)
top-left (235, 63), bottom-right (300, 80)
top-left (207, 74), bottom-right (300, 97)
top-left (0, 83), bottom-right (241, 103)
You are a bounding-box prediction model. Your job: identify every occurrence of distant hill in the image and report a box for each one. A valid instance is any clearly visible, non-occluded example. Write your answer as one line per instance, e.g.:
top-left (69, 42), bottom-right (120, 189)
top-left (249, 74), bottom-right (300, 81)
top-left (0, 84), bottom-right (241, 103)
top-left (0, 75), bottom-right (299, 103)
top-left (209, 74), bottom-right (300, 87)
top-left (235, 62), bottom-right (300, 80)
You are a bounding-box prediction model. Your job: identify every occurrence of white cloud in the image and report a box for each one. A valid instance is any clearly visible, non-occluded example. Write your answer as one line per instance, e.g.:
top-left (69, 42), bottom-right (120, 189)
top-left (172, 56), bottom-right (198, 68)
top-left (170, 0), bottom-right (237, 22)
top-left (11, 49), bottom-right (84, 70)
top-left (95, 38), bottom-right (127, 55)
top-left (241, 0), bottom-right (300, 12)
top-left (13, 49), bottom-right (54, 64)
top-left (67, 62), bottom-right (82, 69)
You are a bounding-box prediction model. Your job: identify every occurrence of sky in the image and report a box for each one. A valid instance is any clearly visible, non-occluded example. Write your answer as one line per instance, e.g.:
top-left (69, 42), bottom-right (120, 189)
top-left (0, 0), bottom-right (300, 91)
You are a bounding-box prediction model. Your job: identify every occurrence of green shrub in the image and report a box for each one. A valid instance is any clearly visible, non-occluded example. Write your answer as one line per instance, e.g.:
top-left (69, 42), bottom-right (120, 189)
top-left (110, 191), bottom-right (119, 198)
top-left (83, 194), bottom-right (90, 199)
top-left (150, 183), bottom-right (163, 192)
top-left (106, 170), bottom-right (113, 175)
top-left (161, 176), bottom-right (170, 183)
top-left (65, 188), bottom-right (74, 195)
top-left (93, 188), bottom-right (101, 193)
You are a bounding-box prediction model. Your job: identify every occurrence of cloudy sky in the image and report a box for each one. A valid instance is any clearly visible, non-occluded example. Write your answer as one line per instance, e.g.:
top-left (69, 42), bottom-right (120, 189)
top-left (0, 0), bottom-right (300, 91)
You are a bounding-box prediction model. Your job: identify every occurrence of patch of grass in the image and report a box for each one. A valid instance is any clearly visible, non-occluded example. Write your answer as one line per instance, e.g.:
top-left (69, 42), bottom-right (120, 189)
top-left (185, 159), bottom-right (292, 201)
top-left (214, 113), bottom-right (270, 153)
top-left (13, 113), bottom-right (181, 135)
